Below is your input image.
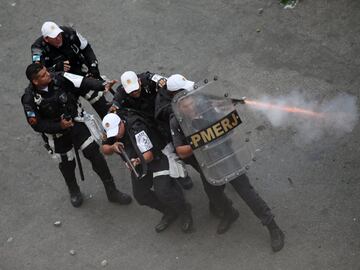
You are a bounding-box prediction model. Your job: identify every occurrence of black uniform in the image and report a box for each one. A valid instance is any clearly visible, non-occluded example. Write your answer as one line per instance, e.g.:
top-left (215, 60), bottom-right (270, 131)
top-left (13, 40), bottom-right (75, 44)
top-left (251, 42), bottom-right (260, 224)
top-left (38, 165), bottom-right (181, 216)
top-left (21, 72), bottom-right (130, 205)
top-left (103, 112), bottom-right (187, 216)
top-left (170, 115), bottom-right (274, 226)
top-left (113, 72), bottom-right (157, 114)
top-left (154, 87), bottom-right (174, 142)
top-left (31, 26), bottom-right (109, 118)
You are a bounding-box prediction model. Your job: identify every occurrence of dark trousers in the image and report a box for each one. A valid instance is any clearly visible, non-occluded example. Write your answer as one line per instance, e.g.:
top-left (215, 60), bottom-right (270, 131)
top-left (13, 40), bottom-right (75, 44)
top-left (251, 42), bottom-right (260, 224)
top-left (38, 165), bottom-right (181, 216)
top-left (131, 155), bottom-right (186, 215)
top-left (52, 122), bottom-right (112, 192)
top-left (184, 156), bottom-right (231, 209)
top-left (230, 174), bottom-right (274, 225)
top-left (185, 156), bottom-right (274, 225)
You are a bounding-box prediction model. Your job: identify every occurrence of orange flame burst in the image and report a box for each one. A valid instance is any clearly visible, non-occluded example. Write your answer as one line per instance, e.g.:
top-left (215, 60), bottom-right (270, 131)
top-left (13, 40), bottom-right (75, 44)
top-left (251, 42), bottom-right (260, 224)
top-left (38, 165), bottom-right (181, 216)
top-left (244, 99), bottom-right (324, 118)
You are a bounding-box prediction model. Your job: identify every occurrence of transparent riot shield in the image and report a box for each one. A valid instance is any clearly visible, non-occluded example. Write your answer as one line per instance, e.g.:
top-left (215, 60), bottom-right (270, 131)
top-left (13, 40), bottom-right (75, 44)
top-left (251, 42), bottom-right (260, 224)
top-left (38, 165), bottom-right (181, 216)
top-left (172, 80), bottom-right (255, 185)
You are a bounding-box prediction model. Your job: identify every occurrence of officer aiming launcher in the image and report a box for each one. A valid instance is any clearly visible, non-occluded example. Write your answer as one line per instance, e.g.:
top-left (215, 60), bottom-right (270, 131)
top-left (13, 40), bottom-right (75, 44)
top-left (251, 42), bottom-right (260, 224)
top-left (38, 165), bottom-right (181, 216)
top-left (172, 77), bottom-right (255, 186)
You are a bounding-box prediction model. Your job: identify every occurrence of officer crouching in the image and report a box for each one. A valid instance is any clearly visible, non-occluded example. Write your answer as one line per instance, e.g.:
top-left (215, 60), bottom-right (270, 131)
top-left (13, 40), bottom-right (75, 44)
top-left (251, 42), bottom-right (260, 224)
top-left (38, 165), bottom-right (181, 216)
top-left (21, 63), bottom-right (132, 207)
top-left (101, 112), bottom-right (193, 233)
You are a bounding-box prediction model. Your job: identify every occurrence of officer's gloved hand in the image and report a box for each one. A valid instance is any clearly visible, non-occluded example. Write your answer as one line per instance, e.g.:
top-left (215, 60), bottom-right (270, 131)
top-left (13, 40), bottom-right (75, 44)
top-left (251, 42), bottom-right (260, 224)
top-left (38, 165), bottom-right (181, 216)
top-left (108, 103), bottom-right (119, 113)
top-left (157, 78), bottom-right (167, 89)
top-left (88, 62), bottom-right (100, 79)
top-left (54, 60), bottom-right (71, 72)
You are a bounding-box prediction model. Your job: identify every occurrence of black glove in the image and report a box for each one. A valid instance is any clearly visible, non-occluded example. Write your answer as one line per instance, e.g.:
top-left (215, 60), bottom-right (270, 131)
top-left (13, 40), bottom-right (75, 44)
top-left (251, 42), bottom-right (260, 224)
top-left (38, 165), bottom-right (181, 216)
top-left (54, 61), bottom-right (65, 71)
top-left (88, 61), bottom-right (100, 79)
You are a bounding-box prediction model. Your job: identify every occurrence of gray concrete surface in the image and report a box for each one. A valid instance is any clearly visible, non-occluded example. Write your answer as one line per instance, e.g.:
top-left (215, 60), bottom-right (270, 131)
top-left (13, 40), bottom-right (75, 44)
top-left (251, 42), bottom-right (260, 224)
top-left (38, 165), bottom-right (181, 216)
top-left (0, 0), bottom-right (359, 269)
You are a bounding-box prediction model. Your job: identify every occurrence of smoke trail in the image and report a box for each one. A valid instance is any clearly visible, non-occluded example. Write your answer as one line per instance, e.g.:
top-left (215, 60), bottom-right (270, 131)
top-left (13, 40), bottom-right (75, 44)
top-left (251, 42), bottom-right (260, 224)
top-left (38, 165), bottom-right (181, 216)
top-left (247, 91), bottom-right (359, 143)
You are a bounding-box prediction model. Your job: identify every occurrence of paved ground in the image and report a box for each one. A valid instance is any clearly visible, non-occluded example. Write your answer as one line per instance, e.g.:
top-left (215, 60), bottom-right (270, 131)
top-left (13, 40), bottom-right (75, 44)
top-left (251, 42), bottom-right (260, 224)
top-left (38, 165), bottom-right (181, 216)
top-left (0, 0), bottom-right (359, 269)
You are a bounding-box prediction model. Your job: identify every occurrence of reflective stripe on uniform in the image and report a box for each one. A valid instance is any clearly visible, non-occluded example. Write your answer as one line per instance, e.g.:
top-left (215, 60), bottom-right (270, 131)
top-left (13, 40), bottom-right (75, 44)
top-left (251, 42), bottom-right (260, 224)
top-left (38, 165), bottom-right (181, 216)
top-left (89, 92), bottom-right (104, 104)
top-left (47, 135), bottom-right (55, 150)
top-left (85, 90), bottom-right (95, 100)
top-left (63, 72), bottom-right (84, 88)
top-left (80, 136), bottom-right (94, 151)
top-left (76, 32), bottom-right (88, 50)
top-left (153, 170), bottom-right (170, 178)
top-left (66, 150), bottom-right (74, 161)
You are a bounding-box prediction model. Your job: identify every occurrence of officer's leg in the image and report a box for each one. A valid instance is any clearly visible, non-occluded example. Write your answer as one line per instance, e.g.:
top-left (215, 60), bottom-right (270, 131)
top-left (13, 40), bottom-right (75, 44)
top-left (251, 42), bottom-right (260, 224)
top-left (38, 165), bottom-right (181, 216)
top-left (230, 174), bottom-right (284, 252)
top-left (131, 170), bottom-right (179, 233)
top-left (230, 174), bottom-right (273, 224)
top-left (130, 172), bottom-right (166, 212)
top-left (191, 159), bottom-right (238, 234)
top-left (178, 175), bottom-right (194, 190)
top-left (73, 123), bottom-right (132, 204)
top-left (53, 134), bottom-right (83, 208)
top-left (152, 157), bottom-right (193, 233)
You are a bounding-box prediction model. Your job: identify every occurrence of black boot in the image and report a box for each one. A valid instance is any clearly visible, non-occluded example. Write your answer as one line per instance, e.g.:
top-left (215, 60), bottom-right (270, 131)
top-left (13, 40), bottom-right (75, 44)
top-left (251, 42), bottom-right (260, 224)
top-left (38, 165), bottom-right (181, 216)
top-left (209, 198), bottom-right (233, 218)
top-left (155, 211), bottom-right (178, 233)
top-left (267, 219), bottom-right (285, 252)
top-left (180, 203), bottom-right (193, 233)
top-left (216, 207), bottom-right (239, 234)
top-left (60, 160), bottom-right (83, 208)
top-left (178, 176), bottom-right (194, 190)
top-left (103, 179), bottom-right (132, 205)
top-left (70, 191), bottom-right (83, 208)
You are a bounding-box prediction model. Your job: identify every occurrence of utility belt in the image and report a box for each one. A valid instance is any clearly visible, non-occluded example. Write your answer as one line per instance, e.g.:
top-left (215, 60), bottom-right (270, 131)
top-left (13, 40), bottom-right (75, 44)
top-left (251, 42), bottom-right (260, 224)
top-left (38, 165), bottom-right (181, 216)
top-left (42, 109), bottom-right (103, 155)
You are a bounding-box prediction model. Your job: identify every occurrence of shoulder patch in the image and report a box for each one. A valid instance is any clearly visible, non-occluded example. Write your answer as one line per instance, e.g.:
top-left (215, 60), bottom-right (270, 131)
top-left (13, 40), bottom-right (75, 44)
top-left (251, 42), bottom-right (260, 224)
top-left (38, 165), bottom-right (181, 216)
top-left (32, 54), bottom-right (41, 62)
top-left (26, 111), bottom-right (36, 118)
top-left (135, 130), bottom-right (153, 153)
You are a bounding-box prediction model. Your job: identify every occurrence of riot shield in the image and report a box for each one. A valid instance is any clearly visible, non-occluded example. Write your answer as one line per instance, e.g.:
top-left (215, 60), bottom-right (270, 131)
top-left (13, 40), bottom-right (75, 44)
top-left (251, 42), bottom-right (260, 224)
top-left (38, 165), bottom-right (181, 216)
top-left (172, 80), bottom-right (255, 185)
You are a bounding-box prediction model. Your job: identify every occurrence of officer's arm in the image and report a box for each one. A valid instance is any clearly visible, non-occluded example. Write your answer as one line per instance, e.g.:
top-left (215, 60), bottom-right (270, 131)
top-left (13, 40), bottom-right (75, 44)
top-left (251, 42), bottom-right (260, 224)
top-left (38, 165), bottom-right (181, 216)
top-left (169, 115), bottom-right (193, 159)
top-left (142, 150), bottom-right (154, 163)
top-left (62, 72), bottom-right (104, 94)
top-left (133, 126), bottom-right (155, 163)
top-left (175, 145), bottom-right (193, 159)
top-left (21, 92), bottom-right (64, 134)
top-left (31, 42), bottom-right (58, 72)
top-left (31, 40), bottom-right (67, 72)
top-left (144, 71), bottom-right (158, 93)
top-left (101, 137), bottom-right (119, 155)
top-left (82, 44), bottom-right (97, 67)
top-left (74, 30), bottom-right (99, 76)
top-left (110, 86), bottom-right (126, 111)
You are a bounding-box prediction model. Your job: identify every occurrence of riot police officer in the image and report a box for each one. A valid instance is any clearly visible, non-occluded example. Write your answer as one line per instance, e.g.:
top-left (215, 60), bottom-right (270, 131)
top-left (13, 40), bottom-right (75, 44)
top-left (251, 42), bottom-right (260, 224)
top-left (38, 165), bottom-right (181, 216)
top-left (31, 21), bottom-right (109, 118)
top-left (155, 74), bottom-right (238, 233)
top-left (21, 63), bottom-right (132, 208)
top-left (168, 74), bottom-right (285, 252)
top-left (101, 112), bottom-right (193, 233)
top-left (111, 71), bottom-right (193, 189)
